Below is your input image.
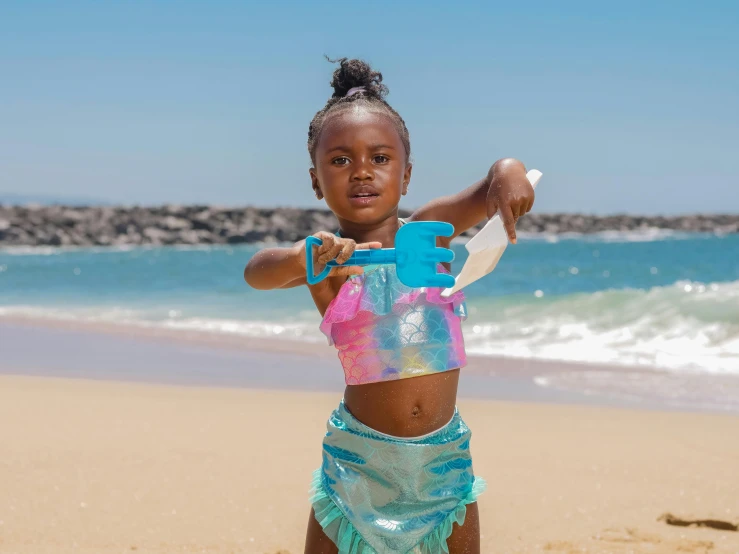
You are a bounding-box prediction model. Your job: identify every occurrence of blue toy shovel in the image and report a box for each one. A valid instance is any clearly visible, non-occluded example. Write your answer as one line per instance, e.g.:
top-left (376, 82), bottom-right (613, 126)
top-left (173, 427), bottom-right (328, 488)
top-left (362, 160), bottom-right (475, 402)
top-left (305, 221), bottom-right (456, 288)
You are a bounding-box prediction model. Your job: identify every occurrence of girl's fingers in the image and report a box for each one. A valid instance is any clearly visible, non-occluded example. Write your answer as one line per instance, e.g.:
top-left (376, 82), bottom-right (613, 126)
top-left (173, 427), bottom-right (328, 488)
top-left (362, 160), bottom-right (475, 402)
top-left (313, 237), bottom-right (381, 274)
top-left (334, 240), bottom-right (356, 265)
top-left (314, 231), bottom-right (335, 246)
top-left (310, 232), bottom-right (334, 261)
top-left (317, 242), bottom-right (344, 265)
top-left (499, 204), bottom-right (517, 244)
top-left (329, 265), bottom-right (363, 278)
top-left (329, 239), bottom-right (380, 266)
top-left (355, 241), bottom-right (382, 250)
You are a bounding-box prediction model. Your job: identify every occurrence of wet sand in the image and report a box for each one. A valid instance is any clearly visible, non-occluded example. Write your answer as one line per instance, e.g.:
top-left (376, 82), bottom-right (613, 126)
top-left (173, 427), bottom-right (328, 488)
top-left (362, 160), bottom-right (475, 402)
top-left (3, 318), bottom-right (738, 414)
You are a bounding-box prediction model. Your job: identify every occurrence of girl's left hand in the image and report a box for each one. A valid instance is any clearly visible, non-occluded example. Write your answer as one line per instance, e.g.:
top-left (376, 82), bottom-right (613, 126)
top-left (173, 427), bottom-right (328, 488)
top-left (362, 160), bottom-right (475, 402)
top-left (485, 158), bottom-right (535, 244)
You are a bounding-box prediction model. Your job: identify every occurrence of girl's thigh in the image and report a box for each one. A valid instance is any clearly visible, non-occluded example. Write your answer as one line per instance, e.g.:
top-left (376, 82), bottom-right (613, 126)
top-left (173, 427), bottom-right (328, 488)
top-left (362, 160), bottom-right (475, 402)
top-left (446, 502), bottom-right (480, 554)
top-left (304, 508), bottom-right (338, 554)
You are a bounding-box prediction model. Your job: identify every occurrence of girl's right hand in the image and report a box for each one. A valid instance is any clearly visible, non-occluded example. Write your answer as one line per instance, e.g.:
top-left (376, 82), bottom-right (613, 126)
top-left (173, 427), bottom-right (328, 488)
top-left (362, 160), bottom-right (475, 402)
top-left (301, 231), bottom-right (382, 280)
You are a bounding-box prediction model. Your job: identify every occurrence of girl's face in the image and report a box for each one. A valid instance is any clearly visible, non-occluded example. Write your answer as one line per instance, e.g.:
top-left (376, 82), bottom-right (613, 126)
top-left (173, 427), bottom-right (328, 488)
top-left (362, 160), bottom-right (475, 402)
top-left (310, 106), bottom-right (412, 226)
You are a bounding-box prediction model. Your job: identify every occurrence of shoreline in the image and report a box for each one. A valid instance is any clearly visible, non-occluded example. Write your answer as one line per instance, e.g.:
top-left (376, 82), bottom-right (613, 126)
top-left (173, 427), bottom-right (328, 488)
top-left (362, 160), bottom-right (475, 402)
top-left (3, 314), bottom-right (739, 415)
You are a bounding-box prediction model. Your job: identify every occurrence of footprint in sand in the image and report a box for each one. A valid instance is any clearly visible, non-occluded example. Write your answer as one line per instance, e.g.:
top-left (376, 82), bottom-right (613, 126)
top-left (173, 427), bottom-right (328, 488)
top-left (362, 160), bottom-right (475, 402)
top-left (542, 539), bottom-right (584, 553)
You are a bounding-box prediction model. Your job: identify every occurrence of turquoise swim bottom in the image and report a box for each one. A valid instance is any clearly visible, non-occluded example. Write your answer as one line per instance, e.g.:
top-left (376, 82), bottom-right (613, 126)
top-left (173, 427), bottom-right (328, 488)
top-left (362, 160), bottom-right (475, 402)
top-left (310, 401), bottom-right (486, 554)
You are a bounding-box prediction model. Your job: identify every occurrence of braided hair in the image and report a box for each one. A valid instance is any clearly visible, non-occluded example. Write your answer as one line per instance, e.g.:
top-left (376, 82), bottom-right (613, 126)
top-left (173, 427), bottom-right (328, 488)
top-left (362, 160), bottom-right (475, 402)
top-left (308, 57), bottom-right (411, 164)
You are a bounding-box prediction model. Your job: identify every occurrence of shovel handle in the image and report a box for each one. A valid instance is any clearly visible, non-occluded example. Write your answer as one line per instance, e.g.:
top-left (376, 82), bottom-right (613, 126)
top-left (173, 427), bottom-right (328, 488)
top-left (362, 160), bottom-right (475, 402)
top-left (305, 221), bottom-right (454, 286)
top-left (335, 248), bottom-right (397, 266)
top-left (305, 236), bottom-right (397, 285)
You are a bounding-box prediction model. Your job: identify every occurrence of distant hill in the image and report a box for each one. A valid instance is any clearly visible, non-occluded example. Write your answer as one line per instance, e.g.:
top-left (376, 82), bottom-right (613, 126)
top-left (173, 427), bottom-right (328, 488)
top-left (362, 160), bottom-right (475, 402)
top-left (0, 193), bottom-right (111, 206)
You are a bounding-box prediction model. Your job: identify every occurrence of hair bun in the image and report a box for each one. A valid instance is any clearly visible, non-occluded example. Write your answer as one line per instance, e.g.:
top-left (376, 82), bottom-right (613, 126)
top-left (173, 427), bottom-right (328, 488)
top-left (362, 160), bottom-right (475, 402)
top-left (327, 57), bottom-right (389, 99)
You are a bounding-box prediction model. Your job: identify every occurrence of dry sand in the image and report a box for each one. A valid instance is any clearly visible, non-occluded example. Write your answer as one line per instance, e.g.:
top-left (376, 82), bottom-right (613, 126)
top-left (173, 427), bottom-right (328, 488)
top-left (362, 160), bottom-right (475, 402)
top-left (1, 375), bottom-right (737, 554)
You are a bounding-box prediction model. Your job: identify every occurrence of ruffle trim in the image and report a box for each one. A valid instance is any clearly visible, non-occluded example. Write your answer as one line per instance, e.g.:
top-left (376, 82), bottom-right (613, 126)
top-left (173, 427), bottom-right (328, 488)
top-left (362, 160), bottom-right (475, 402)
top-left (309, 468), bottom-right (486, 554)
top-left (320, 265), bottom-right (467, 346)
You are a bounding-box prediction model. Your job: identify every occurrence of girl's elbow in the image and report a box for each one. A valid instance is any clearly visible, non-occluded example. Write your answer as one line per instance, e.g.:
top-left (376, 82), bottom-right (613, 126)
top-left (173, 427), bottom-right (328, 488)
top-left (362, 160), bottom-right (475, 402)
top-left (244, 263), bottom-right (278, 290)
top-left (243, 263), bottom-right (262, 289)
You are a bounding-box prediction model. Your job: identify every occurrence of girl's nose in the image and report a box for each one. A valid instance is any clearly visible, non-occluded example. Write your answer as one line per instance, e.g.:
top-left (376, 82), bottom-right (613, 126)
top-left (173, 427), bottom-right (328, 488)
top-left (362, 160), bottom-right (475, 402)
top-left (351, 158), bottom-right (374, 181)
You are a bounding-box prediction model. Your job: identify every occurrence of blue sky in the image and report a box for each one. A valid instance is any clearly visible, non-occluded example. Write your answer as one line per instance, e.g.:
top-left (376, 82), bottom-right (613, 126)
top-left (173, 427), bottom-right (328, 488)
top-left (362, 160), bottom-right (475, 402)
top-left (1, 1), bottom-right (737, 214)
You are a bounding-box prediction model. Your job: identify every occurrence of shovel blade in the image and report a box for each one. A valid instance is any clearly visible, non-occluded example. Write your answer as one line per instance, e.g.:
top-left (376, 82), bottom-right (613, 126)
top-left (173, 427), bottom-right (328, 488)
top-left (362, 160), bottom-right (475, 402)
top-left (395, 221), bottom-right (456, 288)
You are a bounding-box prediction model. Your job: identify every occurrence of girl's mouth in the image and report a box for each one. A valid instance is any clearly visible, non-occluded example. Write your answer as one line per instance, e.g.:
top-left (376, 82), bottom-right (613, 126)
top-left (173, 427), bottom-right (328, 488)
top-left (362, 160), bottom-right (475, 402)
top-left (349, 185), bottom-right (380, 205)
top-left (349, 192), bottom-right (380, 205)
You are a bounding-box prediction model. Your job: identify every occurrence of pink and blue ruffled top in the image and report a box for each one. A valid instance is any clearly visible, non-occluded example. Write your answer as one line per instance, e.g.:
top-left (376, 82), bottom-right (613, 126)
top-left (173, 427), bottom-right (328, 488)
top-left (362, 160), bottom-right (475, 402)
top-left (320, 264), bottom-right (467, 385)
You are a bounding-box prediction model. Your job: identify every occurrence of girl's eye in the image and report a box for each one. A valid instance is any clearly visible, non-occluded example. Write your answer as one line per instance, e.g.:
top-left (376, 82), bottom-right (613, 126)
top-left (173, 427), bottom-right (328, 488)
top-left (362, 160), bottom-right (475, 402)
top-left (332, 157), bottom-right (350, 165)
top-left (374, 155), bottom-right (389, 163)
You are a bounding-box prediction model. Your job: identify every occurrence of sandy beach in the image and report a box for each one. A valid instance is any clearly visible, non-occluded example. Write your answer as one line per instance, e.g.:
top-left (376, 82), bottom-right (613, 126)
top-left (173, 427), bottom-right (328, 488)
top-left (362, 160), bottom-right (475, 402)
top-left (1, 364), bottom-right (738, 553)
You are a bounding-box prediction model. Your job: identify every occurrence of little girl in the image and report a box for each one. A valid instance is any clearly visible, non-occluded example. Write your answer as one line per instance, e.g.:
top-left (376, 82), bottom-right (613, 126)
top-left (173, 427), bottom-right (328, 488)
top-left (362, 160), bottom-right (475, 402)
top-left (244, 58), bottom-right (534, 554)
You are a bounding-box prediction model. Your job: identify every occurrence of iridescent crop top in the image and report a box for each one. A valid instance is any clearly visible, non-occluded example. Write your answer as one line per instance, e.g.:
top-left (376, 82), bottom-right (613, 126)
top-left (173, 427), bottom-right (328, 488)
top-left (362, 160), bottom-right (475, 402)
top-left (320, 263), bottom-right (468, 385)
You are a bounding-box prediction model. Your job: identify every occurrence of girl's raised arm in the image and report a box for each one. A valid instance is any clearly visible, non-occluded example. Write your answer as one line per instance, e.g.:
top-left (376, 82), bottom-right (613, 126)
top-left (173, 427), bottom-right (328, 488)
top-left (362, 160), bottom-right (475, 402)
top-left (409, 158), bottom-right (535, 244)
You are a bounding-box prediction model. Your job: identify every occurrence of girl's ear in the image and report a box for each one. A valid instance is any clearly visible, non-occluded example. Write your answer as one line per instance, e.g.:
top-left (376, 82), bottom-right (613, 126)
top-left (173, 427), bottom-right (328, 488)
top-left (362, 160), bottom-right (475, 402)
top-left (401, 163), bottom-right (413, 196)
top-left (309, 168), bottom-right (323, 200)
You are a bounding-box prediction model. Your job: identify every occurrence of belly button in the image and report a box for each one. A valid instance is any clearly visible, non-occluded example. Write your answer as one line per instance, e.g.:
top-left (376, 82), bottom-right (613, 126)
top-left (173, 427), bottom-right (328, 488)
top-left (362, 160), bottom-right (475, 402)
top-left (411, 405), bottom-right (421, 417)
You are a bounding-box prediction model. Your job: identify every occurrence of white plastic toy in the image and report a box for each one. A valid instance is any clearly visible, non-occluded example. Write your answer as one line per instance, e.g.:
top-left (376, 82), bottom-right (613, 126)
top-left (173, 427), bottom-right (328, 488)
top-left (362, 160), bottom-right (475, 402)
top-left (441, 169), bottom-right (542, 297)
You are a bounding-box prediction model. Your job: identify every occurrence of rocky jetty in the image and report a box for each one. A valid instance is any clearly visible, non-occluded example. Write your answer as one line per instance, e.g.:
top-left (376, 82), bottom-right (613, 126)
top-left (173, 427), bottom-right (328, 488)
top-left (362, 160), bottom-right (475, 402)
top-left (0, 205), bottom-right (737, 247)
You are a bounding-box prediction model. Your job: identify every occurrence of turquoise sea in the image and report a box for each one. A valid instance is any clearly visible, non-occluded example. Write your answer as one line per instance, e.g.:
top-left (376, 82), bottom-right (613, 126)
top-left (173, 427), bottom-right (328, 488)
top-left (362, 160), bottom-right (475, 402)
top-left (2, 231), bottom-right (738, 380)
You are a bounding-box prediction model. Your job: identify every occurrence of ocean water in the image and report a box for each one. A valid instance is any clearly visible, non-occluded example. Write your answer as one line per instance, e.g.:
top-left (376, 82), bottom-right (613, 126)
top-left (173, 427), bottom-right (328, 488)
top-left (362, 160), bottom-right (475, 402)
top-left (1, 231), bottom-right (738, 408)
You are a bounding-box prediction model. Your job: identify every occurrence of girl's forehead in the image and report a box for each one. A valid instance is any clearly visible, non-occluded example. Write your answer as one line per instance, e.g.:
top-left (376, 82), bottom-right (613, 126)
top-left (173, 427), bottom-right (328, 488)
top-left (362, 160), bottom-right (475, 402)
top-left (319, 107), bottom-right (403, 148)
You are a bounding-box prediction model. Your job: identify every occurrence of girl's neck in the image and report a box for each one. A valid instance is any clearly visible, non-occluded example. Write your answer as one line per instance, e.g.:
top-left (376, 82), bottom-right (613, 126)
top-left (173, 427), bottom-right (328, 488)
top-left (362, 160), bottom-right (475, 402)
top-left (336, 212), bottom-right (401, 247)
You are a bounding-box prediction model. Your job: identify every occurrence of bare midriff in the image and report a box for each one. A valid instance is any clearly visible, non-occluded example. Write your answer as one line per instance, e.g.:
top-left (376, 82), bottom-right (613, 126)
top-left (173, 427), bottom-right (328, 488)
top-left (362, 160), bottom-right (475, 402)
top-left (343, 369), bottom-right (460, 437)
